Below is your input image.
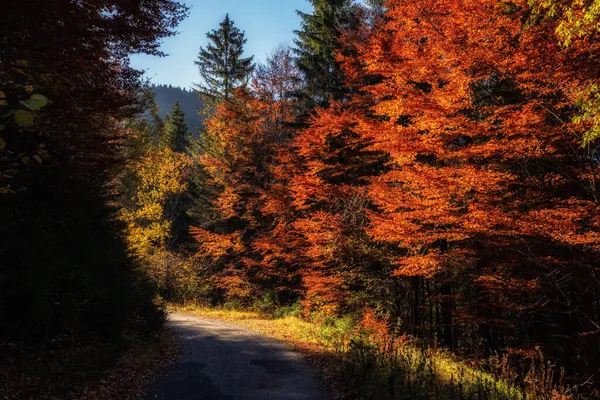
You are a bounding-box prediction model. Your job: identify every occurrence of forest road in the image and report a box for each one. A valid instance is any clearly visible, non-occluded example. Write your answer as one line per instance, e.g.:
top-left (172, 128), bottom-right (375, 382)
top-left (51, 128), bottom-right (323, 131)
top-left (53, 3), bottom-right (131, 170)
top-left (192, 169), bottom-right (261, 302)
top-left (143, 312), bottom-right (325, 400)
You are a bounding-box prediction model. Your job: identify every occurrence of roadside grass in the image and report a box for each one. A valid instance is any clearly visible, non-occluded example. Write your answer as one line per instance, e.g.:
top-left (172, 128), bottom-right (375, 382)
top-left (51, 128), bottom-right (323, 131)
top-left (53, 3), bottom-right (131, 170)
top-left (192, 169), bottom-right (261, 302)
top-left (170, 303), bottom-right (570, 400)
top-left (171, 303), bottom-right (323, 346)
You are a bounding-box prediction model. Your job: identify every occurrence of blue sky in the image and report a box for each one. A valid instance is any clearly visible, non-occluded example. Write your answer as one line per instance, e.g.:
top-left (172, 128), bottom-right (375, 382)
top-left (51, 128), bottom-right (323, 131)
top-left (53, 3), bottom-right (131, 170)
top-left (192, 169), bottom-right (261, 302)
top-left (130, 0), bottom-right (311, 89)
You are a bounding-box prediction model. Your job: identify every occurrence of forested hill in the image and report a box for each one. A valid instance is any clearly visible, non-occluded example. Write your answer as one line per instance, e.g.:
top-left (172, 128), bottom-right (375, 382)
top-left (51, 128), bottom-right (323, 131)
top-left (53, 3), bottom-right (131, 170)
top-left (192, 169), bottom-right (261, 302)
top-left (152, 84), bottom-right (204, 133)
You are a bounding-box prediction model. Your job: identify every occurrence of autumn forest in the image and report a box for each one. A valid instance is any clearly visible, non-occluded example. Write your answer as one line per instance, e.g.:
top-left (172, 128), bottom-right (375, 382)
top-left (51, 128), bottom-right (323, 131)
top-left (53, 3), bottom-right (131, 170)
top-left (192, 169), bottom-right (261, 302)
top-left (2, 0), bottom-right (600, 399)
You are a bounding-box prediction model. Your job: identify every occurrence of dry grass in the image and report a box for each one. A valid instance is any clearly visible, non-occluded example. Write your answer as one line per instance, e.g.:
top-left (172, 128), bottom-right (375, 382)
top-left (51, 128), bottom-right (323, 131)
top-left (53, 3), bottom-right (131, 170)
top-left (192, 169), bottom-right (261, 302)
top-left (171, 303), bottom-right (321, 345)
top-left (171, 303), bottom-right (577, 400)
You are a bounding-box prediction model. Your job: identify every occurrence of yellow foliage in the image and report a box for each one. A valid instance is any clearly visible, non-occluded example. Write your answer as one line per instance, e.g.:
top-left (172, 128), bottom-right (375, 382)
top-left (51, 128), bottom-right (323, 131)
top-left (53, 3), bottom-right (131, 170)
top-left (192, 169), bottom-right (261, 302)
top-left (120, 147), bottom-right (189, 259)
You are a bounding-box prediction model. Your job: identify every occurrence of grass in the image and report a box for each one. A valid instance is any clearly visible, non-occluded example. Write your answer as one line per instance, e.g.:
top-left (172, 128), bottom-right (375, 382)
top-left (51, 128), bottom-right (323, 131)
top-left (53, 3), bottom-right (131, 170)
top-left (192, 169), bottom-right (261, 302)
top-left (170, 303), bottom-right (570, 400)
top-left (172, 303), bottom-right (331, 346)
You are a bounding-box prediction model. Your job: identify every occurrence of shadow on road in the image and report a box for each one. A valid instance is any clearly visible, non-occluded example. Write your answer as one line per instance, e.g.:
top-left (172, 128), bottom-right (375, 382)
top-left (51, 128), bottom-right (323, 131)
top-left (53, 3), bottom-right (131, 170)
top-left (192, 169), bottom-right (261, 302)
top-left (143, 314), bottom-right (323, 400)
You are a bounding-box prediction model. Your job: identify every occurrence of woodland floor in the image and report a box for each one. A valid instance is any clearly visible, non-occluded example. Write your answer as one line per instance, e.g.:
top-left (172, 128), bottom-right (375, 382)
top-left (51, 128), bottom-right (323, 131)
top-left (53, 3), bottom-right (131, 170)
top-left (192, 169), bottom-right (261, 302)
top-left (0, 329), bottom-right (181, 400)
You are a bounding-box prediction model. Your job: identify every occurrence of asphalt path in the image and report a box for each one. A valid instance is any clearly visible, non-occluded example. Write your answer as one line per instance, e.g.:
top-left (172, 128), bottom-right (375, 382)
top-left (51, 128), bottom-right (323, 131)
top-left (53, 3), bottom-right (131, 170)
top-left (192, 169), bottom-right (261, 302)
top-left (143, 312), bottom-right (325, 400)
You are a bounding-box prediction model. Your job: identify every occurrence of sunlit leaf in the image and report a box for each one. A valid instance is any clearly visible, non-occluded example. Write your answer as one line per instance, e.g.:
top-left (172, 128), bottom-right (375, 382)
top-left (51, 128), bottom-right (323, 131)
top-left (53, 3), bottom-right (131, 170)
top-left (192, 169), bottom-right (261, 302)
top-left (25, 85), bottom-right (34, 93)
top-left (33, 155), bottom-right (42, 164)
top-left (0, 91), bottom-right (5, 99)
top-left (0, 100), bottom-right (7, 106)
top-left (15, 60), bottom-right (29, 67)
top-left (15, 110), bottom-right (34, 127)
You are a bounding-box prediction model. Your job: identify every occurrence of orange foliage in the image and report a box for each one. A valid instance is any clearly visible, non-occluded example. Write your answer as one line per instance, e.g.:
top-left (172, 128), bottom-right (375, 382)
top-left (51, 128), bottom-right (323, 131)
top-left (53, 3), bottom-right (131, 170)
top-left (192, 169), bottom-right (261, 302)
top-left (336, 0), bottom-right (600, 364)
top-left (361, 309), bottom-right (391, 347)
top-left (191, 0), bottom-right (600, 379)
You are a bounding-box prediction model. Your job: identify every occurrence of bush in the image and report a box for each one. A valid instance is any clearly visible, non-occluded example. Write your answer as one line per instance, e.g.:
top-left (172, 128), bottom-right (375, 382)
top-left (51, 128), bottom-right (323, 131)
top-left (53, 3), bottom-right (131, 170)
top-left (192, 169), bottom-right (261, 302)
top-left (223, 298), bottom-right (244, 311)
top-left (253, 292), bottom-right (279, 315)
top-left (315, 314), bottom-right (357, 352)
top-left (272, 301), bottom-right (303, 319)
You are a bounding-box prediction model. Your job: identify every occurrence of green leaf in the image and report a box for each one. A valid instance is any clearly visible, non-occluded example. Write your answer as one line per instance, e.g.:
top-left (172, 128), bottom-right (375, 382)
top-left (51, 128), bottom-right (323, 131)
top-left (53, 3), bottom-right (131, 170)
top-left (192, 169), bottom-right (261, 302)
top-left (20, 99), bottom-right (41, 111)
top-left (15, 110), bottom-right (34, 127)
top-left (0, 124), bottom-right (5, 131)
top-left (15, 60), bottom-right (29, 67)
top-left (30, 94), bottom-right (48, 108)
top-left (0, 137), bottom-right (5, 151)
top-left (22, 156), bottom-right (31, 164)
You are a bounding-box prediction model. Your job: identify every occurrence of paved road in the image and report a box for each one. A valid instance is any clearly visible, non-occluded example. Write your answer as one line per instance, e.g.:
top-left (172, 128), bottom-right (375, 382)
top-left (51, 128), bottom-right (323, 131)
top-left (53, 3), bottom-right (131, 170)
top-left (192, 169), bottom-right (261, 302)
top-left (143, 312), bottom-right (325, 400)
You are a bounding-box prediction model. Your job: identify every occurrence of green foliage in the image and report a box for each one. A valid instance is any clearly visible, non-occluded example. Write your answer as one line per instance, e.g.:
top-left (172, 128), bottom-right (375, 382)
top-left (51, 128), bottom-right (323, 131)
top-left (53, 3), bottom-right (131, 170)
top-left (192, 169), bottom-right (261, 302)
top-left (294, 0), bottom-right (358, 107)
top-left (195, 14), bottom-right (254, 104)
top-left (0, 65), bottom-right (50, 194)
top-left (161, 101), bottom-right (190, 152)
top-left (13, 109), bottom-right (34, 127)
top-left (253, 292), bottom-right (280, 315)
top-left (223, 298), bottom-right (244, 311)
top-left (151, 84), bottom-right (204, 132)
top-left (272, 302), bottom-right (304, 319)
top-left (315, 314), bottom-right (357, 352)
top-left (184, 137), bottom-right (222, 231)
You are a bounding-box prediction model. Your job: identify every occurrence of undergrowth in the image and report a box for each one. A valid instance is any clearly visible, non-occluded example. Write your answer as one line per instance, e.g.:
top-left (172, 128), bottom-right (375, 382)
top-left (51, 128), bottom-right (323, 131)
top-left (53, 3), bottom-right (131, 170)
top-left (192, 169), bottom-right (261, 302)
top-left (172, 302), bottom-right (594, 400)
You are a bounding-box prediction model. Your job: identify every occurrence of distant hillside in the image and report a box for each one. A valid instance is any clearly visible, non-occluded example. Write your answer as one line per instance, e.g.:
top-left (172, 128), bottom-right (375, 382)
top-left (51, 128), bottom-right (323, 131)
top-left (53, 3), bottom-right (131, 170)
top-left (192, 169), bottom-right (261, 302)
top-left (151, 84), bottom-right (204, 133)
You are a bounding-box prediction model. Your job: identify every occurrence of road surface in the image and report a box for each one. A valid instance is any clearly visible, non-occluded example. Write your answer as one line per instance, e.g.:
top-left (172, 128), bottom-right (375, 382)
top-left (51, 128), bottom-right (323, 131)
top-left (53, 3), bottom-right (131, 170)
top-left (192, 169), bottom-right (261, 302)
top-left (143, 312), bottom-right (325, 400)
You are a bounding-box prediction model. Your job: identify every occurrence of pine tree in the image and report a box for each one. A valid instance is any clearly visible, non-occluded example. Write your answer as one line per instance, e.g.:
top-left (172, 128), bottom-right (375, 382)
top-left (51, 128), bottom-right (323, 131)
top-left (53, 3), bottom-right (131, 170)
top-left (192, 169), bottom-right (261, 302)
top-left (293, 0), bottom-right (358, 108)
top-left (162, 101), bottom-right (189, 152)
top-left (195, 14), bottom-right (255, 104)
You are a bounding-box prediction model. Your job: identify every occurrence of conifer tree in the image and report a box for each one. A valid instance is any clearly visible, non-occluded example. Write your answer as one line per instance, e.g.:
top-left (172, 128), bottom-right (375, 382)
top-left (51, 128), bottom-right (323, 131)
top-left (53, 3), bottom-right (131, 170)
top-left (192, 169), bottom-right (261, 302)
top-left (162, 101), bottom-right (189, 152)
top-left (195, 14), bottom-right (255, 104)
top-left (293, 0), bottom-right (358, 108)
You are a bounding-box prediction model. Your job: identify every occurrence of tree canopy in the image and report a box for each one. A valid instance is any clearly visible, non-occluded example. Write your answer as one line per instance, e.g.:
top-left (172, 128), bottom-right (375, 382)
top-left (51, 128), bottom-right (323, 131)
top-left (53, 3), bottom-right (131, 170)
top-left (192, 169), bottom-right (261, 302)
top-left (195, 14), bottom-right (255, 104)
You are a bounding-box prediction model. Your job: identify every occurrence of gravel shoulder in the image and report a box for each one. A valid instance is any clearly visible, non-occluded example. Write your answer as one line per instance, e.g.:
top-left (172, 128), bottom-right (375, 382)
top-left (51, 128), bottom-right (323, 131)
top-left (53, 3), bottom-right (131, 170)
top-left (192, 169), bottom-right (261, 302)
top-left (143, 312), bottom-right (325, 400)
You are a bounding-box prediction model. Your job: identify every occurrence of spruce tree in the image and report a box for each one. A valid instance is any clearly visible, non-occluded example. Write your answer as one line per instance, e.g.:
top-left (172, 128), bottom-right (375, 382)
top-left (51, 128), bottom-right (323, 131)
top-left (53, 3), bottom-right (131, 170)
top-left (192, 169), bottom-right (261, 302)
top-left (195, 14), bottom-right (254, 104)
top-left (162, 101), bottom-right (189, 152)
top-left (293, 0), bottom-right (358, 108)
